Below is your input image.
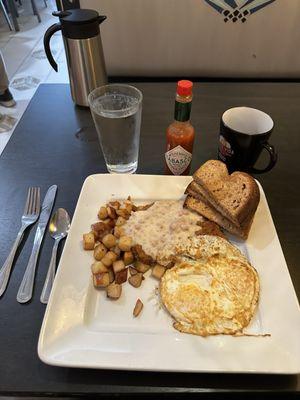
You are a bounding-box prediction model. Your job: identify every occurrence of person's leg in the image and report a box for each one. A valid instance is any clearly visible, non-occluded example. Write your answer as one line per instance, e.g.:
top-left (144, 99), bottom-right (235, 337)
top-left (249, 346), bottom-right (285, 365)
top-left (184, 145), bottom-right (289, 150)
top-left (0, 50), bottom-right (9, 93)
top-left (0, 50), bottom-right (16, 107)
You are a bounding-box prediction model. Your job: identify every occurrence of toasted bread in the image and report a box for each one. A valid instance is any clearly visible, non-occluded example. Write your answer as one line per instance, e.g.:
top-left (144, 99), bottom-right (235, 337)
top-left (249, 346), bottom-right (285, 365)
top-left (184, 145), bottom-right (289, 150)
top-left (193, 160), bottom-right (260, 226)
top-left (184, 195), bottom-right (253, 240)
top-left (185, 181), bottom-right (210, 204)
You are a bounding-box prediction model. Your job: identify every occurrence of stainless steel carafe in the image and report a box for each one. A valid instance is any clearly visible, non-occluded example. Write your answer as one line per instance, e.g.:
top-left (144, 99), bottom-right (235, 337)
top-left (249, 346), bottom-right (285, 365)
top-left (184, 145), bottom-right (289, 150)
top-left (44, 9), bottom-right (107, 107)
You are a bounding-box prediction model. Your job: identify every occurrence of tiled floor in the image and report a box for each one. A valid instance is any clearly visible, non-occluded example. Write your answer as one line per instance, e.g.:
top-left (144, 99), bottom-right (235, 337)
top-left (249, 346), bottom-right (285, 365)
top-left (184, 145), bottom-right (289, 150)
top-left (0, 0), bottom-right (68, 155)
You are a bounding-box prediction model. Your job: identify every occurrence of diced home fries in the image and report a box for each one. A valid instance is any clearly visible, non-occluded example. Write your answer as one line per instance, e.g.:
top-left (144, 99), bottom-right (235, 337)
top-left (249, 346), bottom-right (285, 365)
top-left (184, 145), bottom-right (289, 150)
top-left (133, 299), bottom-right (143, 317)
top-left (107, 283), bottom-right (122, 299)
top-left (83, 232), bottom-right (95, 250)
top-left (82, 197), bottom-right (166, 314)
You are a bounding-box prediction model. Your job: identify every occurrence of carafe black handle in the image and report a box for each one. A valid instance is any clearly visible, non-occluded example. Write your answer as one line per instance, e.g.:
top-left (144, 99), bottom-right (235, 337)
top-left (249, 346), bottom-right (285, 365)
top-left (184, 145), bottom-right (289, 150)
top-left (44, 23), bottom-right (62, 72)
top-left (249, 142), bottom-right (278, 174)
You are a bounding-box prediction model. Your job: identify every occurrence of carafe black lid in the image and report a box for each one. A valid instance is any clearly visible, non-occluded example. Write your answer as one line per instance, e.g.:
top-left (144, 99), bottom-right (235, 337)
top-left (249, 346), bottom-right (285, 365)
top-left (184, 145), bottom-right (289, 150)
top-left (52, 9), bottom-right (106, 39)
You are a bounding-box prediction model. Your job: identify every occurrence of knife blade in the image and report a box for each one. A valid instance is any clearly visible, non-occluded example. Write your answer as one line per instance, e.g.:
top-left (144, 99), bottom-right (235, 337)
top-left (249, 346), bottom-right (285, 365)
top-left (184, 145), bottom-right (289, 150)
top-left (17, 185), bottom-right (57, 303)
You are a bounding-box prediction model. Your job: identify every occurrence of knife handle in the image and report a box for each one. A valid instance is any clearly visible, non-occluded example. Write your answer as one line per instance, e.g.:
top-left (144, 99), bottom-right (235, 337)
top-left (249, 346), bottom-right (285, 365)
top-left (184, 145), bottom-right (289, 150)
top-left (40, 238), bottom-right (60, 304)
top-left (17, 229), bottom-right (42, 303)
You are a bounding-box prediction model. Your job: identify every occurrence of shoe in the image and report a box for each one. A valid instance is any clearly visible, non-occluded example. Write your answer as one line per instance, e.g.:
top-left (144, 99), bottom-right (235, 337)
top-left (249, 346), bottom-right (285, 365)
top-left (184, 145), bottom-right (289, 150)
top-left (0, 89), bottom-right (16, 107)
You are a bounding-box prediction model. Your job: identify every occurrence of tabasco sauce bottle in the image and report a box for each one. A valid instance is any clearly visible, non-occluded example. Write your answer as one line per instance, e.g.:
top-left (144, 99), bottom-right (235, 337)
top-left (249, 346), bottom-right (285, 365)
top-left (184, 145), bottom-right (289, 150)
top-left (165, 80), bottom-right (195, 175)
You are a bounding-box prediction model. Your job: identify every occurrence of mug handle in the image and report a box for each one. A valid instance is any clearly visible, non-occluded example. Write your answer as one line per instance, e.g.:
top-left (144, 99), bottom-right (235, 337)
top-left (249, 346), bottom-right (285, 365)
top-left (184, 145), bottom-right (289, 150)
top-left (249, 142), bottom-right (278, 174)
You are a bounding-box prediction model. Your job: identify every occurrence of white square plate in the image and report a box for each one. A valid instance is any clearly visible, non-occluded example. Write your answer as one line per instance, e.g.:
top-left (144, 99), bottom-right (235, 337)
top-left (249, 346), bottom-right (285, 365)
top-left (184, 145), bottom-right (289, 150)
top-left (38, 174), bottom-right (300, 373)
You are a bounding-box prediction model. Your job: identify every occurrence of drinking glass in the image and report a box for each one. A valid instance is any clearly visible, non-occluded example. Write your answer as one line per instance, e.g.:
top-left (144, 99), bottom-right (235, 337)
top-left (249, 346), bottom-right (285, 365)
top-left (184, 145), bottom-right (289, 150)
top-left (88, 84), bottom-right (143, 174)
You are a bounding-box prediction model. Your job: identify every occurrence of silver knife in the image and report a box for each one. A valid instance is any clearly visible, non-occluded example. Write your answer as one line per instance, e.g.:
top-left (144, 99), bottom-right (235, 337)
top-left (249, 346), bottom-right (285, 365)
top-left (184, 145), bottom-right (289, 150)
top-left (17, 185), bottom-right (57, 303)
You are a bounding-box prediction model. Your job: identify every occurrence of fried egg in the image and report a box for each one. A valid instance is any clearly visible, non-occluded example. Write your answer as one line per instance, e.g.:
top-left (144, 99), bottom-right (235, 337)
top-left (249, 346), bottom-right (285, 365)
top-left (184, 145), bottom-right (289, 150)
top-left (160, 235), bottom-right (259, 336)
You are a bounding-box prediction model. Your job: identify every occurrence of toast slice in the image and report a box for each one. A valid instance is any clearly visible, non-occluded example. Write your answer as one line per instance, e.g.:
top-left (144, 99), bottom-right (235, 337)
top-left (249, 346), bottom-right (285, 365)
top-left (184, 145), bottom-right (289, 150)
top-left (185, 181), bottom-right (211, 205)
top-left (184, 195), bottom-right (253, 240)
top-left (193, 160), bottom-right (260, 226)
top-left (185, 181), bottom-right (242, 230)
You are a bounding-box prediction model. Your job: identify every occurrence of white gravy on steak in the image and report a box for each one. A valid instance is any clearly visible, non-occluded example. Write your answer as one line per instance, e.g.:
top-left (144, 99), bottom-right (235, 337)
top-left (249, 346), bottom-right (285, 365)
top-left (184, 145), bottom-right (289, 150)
top-left (123, 200), bottom-right (204, 264)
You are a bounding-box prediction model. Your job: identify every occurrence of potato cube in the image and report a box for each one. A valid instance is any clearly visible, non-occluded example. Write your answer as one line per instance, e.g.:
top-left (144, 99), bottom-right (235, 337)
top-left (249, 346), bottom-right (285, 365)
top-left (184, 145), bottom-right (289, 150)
top-left (115, 268), bottom-right (128, 284)
top-left (94, 243), bottom-right (107, 261)
top-left (128, 273), bottom-right (143, 288)
top-left (119, 236), bottom-right (132, 252)
top-left (132, 244), bottom-right (154, 265)
top-left (124, 251), bottom-right (134, 266)
top-left (91, 230), bottom-right (99, 241)
top-left (116, 209), bottom-right (130, 219)
top-left (98, 206), bottom-right (108, 220)
top-left (135, 261), bottom-right (150, 273)
top-left (129, 266), bottom-right (138, 276)
top-left (113, 259), bottom-right (125, 273)
top-left (106, 283), bottom-right (122, 299)
top-left (114, 226), bottom-right (124, 238)
top-left (101, 256), bottom-right (112, 268)
top-left (102, 251), bottom-right (118, 267)
top-left (108, 251), bottom-right (118, 261)
top-left (151, 264), bottom-right (166, 280)
top-left (107, 206), bottom-right (117, 219)
top-left (112, 245), bottom-right (121, 257)
top-left (91, 221), bottom-right (108, 234)
top-left (93, 272), bottom-right (110, 288)
top-left (106, 219), bottom-right (116, 229)
top-left (133, 299), bottom-right (143, 317)
top-left (108, 269), bottom-right (115, 284)
top-left (91, 261), bottom-right (108, 274)
top-left (108, 200), bottom-right (120, 210)
top-left (83, 232), bottom-right (95, 250)
top-left (102, 233), bottom-right (117, 249)
top-left (115, 216), bottom-right (126, 227)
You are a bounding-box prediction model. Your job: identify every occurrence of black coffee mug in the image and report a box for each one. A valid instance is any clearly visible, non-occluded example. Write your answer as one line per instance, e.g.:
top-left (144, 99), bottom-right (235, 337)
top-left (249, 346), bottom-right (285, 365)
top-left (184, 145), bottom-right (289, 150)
top-left (218, 107), bottom-right (277, 173)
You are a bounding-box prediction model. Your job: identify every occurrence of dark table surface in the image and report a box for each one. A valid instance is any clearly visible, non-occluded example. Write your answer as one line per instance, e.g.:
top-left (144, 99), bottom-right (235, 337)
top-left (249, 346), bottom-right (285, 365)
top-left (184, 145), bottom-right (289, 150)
top-left (0, 83), bottom-right (299, 397)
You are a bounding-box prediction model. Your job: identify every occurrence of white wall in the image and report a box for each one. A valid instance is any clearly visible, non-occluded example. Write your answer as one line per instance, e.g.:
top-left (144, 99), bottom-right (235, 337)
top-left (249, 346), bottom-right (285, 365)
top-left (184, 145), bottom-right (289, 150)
top-left (80, 0), bottom-right (300, 77)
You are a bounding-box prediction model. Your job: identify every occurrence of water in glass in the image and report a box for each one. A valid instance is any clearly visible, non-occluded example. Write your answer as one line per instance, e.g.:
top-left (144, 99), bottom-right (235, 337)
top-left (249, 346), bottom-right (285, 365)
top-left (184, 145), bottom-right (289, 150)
top-left (89, 85), bottom-right (142, 174)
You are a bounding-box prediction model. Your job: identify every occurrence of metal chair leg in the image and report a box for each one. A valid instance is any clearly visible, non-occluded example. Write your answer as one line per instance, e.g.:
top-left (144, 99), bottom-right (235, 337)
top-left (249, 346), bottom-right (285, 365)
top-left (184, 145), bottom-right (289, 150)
top-left (0, 0), bottom-right (13, 30)
top-left (14, 2), bottom-right (19, 17)
top-left (30, 0), bottom-right (41, 22)
top-left (6, 0), bottom-right (19, 31)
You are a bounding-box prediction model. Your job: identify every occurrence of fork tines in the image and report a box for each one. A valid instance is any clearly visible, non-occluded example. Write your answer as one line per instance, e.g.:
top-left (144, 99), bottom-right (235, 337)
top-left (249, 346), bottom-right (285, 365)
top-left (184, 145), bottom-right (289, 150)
top-left (24, 187), bottom-right (40, 216)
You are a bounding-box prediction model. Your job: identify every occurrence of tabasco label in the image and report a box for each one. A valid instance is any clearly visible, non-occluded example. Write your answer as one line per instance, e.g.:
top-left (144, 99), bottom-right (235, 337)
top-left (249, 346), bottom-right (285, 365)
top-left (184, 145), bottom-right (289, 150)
top-left (165, 145), bottom-right (192, 175)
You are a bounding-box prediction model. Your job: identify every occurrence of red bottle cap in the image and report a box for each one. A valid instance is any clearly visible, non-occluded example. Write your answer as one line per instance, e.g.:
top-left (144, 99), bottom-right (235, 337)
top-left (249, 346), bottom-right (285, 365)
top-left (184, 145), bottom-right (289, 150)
top-left (177, 80), bottom-right (193, 96)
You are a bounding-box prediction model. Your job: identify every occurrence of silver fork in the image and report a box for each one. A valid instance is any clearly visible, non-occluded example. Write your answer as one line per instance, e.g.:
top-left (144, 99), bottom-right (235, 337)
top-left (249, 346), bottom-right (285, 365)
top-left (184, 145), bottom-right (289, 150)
top-left (0, 187), bottom-right (40, 297)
